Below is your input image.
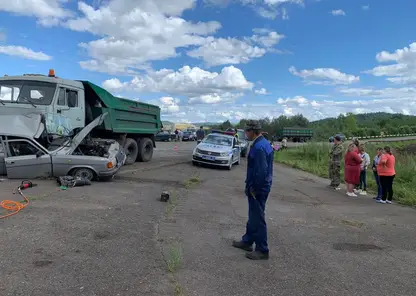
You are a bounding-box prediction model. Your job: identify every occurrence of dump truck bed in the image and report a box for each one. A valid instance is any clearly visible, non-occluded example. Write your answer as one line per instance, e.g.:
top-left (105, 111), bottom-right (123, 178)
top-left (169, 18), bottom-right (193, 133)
top-left (81, 81), bottom-right (162, 135)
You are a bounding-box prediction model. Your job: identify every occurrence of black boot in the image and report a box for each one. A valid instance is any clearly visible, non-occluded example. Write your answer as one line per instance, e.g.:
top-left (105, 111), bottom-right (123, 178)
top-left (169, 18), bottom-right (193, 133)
top-left (245, 251), bottom-right (269, 260)
top-left (232, 240), bottom-right (253, 252)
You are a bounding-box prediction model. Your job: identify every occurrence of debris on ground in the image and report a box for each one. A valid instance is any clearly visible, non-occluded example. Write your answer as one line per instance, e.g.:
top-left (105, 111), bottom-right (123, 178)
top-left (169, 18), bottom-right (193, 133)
top-left (160, 191), bottom-right (170, 202)
top-left (57, 176), bottom-right (92, 188)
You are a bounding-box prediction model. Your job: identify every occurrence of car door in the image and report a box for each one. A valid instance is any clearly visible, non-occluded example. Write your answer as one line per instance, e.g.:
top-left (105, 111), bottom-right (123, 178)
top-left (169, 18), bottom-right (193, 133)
top-left (4, 137), bottom-right (52, 179)
top-left (232, 138), bottom-right (239, 162)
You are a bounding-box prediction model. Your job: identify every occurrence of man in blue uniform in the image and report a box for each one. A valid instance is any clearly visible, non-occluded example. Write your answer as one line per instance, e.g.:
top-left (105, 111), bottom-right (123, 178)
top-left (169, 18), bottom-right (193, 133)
top-left (232, 120), bottom-right (274, 260)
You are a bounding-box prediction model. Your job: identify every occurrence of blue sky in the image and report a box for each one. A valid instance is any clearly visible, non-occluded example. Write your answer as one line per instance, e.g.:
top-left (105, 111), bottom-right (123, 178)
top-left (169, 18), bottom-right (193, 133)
top-left (0, 0), bottom-right (415, 122)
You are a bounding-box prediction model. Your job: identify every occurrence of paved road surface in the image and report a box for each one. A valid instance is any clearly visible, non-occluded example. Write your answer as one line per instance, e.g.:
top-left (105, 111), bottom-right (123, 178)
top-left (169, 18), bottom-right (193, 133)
top-left (0, 141), bottom-right (415, 296)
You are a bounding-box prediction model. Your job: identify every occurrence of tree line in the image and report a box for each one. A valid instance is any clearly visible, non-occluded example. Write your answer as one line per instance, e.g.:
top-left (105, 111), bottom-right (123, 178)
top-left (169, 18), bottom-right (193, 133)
top-left (210, 112), bottom-right (416, 140)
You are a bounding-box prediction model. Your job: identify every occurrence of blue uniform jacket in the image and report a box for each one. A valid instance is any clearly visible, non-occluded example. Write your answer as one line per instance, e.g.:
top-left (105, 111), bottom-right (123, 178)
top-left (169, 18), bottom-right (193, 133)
top-left (245, 135), bottom-right (274, 194)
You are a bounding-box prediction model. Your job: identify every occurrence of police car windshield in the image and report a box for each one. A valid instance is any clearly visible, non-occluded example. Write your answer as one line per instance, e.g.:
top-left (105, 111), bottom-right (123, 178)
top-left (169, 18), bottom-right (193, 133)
top-left (203, 134), bottom-right (232, 146)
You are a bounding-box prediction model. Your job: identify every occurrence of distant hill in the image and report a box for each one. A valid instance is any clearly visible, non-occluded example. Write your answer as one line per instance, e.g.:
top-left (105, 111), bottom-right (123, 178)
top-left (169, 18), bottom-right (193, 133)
top-left (192, 122), bottom-right (220, 126)
top-left (310, 112), bottom-right (416, 139)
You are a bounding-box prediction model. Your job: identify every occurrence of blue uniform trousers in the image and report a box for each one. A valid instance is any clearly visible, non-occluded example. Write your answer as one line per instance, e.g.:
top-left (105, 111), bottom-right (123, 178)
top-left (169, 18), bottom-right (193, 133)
top-left (242, 192), bottom-right (269, 253)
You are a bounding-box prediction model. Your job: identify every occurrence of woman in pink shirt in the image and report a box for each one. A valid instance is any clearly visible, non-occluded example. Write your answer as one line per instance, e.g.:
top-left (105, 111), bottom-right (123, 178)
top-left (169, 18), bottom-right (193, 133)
top-left (377, 146), bottom-right (396, 204)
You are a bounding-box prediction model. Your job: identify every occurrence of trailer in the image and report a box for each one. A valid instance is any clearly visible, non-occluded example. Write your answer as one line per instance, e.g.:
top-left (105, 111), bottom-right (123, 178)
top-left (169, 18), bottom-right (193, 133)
top-left (276, 127), bottom-right (313, 142)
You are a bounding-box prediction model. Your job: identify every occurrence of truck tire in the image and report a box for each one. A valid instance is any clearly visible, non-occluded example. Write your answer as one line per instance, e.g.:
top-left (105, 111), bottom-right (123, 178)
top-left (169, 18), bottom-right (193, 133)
top-left (124, 138), bottom-right (139, 165)
top-left (137, 138), bottom-right (153, 162)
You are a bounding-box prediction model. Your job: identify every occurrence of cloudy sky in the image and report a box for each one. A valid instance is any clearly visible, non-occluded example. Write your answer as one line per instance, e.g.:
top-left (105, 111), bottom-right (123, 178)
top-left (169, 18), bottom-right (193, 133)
top-left (0, 0), bottom-right (415, 123)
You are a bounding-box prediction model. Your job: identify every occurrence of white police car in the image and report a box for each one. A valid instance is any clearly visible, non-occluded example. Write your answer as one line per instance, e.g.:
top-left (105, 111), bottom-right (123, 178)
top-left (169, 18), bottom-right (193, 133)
top-left (192, 133), bottom-right (241, 170)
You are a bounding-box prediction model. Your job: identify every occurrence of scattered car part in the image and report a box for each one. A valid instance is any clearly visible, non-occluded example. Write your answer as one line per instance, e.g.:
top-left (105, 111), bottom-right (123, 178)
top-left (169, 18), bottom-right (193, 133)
top-left (160, 191), bottom-right (170, 202)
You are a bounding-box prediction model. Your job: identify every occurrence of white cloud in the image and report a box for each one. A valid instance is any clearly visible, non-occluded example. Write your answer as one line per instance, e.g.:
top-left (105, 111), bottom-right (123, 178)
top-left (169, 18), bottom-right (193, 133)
top-left (156, 89), bottom-right (416, 122)
top-left (362, 5), bottom-right (370, 11)
top-left (64, 0), bottom-right (221, 74)
top-left (0, 45), bottom-right (52, 60)
top-left (187, 30), bottom-right (284, 67)
top-left (204, 0), bottom-right (304, 20)
top-left (0, 0), bottom-right (72, 26)
top-left (254, 88), bottom-right (269, 95)
top-left (365, 42), bottom-right (416, 86)
top-left (159, 97), bottom-right (180, 113)
top-left (330, 9), bottom-right (346, 16)
top-left (102, 65), bottom-right (253, 104)
top-left (289, 66), bottom-right (359, 85)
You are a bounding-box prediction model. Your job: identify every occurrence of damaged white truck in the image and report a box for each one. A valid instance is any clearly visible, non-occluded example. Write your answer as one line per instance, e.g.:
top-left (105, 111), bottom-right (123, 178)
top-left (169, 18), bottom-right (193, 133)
top-left (0, 112), bottom-right (126, 180)
top-left (0, 70), bottom-right (162, 165)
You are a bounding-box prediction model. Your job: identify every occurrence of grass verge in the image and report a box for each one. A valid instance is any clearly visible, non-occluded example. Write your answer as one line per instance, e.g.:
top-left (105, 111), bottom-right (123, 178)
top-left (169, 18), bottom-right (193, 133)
top-left (275, 141), bottom-right (415, 206)
top-left (184, 176), bottom-right (200, 189)
top-left (167, 242), bottom-right (183, 273)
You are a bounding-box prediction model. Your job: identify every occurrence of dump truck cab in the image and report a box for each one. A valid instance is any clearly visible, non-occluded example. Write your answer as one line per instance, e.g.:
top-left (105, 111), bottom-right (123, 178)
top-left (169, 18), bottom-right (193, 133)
top-left (0, 71), bottom-right (86, 130)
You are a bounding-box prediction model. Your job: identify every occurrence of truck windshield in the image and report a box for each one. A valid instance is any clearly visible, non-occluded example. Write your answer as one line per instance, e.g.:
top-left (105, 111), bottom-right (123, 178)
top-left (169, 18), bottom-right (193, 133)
top-left (0, 80), bottom-right (57, 106)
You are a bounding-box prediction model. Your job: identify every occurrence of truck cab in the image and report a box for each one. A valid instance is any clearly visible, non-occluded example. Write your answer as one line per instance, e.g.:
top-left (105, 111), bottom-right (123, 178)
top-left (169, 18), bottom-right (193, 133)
top-left (0, 70), bottom-right (86, 130)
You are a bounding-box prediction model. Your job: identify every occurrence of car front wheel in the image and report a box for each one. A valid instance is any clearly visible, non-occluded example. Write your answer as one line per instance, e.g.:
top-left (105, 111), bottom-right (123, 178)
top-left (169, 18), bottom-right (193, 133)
top-left (227, 158), bottom-right (233, 170)
top-left (71, 167), bottom-right (95, 181)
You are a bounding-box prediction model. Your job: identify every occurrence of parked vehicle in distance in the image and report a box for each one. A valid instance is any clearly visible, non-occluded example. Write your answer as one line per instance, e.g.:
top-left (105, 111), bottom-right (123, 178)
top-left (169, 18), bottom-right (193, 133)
top-left (276, 127), bottom-right (313, 142)
top-left (0, 69), bottom-right (162, 165)
top-left (329, 133), bottom-right (346, 143)
top-left (236, 129), bottom-right (248, 157)
top-left (182, 131), bottom-right (196, 141)
top-left (0, 113), bottom-right (125, 181)
top-left (192, 133), bottom-right (240, 170)
top-left (155, 131), bottom-right (175, 142)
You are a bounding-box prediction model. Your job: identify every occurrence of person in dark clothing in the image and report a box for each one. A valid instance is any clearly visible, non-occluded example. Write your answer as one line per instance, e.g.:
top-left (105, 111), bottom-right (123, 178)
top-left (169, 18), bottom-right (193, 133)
top-left (196, 126), bottom-right (205, 142)
top-left (232, 120), bottom-right (274, 260)
top-left (328, 135), bottom-right (343, 190)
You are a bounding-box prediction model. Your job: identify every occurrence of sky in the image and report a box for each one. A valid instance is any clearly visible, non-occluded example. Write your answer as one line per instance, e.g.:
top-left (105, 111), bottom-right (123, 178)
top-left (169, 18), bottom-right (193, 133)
top-left (0, 0), bottom-right (416, 123)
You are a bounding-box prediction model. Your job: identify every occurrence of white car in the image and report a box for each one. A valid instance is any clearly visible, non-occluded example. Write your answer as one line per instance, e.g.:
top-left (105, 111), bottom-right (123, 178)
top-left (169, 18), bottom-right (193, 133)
top-left (192, 133), bottom-right (241, 170)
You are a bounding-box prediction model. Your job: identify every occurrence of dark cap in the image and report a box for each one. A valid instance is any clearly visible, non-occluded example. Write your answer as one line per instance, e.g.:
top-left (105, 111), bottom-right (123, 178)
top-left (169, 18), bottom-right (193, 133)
top-left (334, 135), bottom-right (342, 141)
top-left (244, 120), bottom-right (261, 131)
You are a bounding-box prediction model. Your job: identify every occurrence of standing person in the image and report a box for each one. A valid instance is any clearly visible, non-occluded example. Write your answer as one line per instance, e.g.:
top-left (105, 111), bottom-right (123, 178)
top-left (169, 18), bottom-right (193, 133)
top-left (174, 129), bottom-right (179, 141)
top-left (281, 137), bottom-right (287, 149)
top-left (344, 143), bottom-right (362, 197)
top-left (196, 126), bottom-right (205, 143)
top-left (328, 135), bottom-right (343, 190)
top-left (358, 144), bottom-right (370, 195)
top-left (232, 120), bottom-right (273, 260)
top-left (372, 148), bottom-right (383, 201)
top-left (179, 130), bottom-right (183, 142)
top-left (377, 146), bottom-right (396, 204)
top-left (352, 138), bottom-right (360, 192)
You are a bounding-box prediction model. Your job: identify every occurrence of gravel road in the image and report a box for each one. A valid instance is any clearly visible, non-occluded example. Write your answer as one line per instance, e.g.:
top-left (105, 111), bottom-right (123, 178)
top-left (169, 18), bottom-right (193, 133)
top-left (0, 141), bottom-right (414, 296)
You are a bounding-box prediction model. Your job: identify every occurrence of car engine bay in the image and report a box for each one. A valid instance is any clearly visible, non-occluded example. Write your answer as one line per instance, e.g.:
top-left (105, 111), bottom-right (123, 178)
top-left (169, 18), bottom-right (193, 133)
top-left (73, 137), bottom-right (116, 158)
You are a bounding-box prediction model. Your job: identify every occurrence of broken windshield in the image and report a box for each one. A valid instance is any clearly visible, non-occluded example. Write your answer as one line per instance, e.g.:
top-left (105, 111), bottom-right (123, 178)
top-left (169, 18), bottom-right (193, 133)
top-left (0, 80), bottom-right (57, 105)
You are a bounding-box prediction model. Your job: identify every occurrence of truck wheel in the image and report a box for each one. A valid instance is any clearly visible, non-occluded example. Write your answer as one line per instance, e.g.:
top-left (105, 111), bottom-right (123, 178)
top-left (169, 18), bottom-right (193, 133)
top-left (124, 138), bottom-right (139, 165)
top-left (137, 138), bottom-right (153, 162)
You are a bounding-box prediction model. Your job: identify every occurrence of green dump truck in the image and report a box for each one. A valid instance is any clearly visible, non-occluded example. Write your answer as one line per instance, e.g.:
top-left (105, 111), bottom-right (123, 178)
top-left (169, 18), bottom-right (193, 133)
top-left (276, 127), bottom-right (313, 142)
top-left (0, 70), bottom-right (162, 165)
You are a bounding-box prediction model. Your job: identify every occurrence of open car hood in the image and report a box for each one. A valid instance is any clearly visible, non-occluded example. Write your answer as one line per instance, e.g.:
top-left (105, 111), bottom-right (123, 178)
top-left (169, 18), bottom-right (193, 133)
top-left (0, 113), bottom-right (45, 139)
top-left (68, 113), bottom-right (108, 153)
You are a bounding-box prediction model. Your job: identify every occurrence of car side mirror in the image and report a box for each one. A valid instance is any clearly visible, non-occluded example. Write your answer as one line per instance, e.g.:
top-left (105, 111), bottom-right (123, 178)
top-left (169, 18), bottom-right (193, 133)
top-left (36, 151), bottom-right (43, 158)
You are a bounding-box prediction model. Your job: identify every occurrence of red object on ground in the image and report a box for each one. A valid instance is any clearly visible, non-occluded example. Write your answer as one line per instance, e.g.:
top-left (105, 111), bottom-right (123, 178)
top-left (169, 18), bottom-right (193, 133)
top-left (344, 151), bottom-right (362, 184)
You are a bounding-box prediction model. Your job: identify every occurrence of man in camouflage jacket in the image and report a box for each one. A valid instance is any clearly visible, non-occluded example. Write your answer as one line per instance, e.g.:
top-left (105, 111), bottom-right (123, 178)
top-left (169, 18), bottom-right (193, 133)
top-left (328, 135), bottom-right (343, 189)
